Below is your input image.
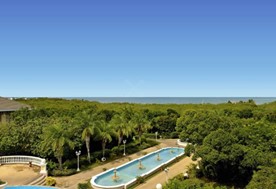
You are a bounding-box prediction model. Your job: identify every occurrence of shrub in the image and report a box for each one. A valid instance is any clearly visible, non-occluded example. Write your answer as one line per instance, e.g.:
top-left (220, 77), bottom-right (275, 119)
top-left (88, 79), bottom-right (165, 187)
top-left (63, 159), bottom-right (75, 169)
top-left (46, 160), bottom-right (57, 172)
top-left (143, 133), bottom-right (156, 139)
top-left (45, 177), bottom-right (56, 186)
top-left (95, 158), bottom-right (102, 165)
top-left (140, 135), bottom-right (147, 143)
top-left (51, 169), bottom-right (77, 176)
top-left (109, 152), bottom-right (117, 159)
top-left (142, 151), bottom-right (148, 156)
top-left (184, 144), bottom-right (195, 157)
top-left (139, 142), bottom-right (150, 150)
top-left (146, 139), bottom-right (159, 146)
top-left (170, 132), bottom-right (180, 139)
top-left (111, 146), bottom-right (123, 155)
top-left (136, 176), bottom-right (145, 184)
top-left (0, 179), bottom-right (6, 185)
top-left (126, 143), bottom-right (140, 154)
top-left (191, 155), bottom-right (197, 161)
top-left (104, 149), bottom-right (111, 157)
top-left (92, 149), bottom-right (111, 159)
top-left (63, 156), bottom-right (91, 170)
top-left (78, 182), bottom-right (92, 189)
top-left (92, 151), bottom-right (102, 160)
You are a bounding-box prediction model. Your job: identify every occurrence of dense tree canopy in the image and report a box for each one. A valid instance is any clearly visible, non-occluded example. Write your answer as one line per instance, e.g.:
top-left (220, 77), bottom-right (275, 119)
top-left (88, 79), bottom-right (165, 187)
top-left (0, 98), bottom-right (275, 188)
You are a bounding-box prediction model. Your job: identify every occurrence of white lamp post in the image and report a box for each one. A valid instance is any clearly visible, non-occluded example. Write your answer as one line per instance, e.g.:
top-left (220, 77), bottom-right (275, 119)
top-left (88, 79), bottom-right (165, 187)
top-left (155, 131), bottom-right (158, 141)
top-left (183, 172), bottom-right (189, 179)
top-left (75, 150), bottom-right (81, 172)
top-left (123, 140), bottom-right (127, 156)
top-left (156, 183), bottom-right (162, 189)
top-left (164, 167), bottom-right (169, 183)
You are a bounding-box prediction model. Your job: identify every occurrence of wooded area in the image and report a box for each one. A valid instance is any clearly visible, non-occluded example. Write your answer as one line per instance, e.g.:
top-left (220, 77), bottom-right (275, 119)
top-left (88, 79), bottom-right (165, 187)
top-left (0, 98), bottom-right (275, 188)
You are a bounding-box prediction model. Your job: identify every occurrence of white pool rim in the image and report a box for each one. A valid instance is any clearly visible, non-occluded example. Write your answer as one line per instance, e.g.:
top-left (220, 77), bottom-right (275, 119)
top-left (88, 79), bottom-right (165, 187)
top-left (91, 147), bottom-right (184, 189)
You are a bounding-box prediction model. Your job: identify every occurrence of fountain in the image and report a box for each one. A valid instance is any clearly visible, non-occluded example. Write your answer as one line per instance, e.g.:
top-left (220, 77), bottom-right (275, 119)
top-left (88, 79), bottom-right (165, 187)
top-left (112, 168), bottom-right (120, 182)
top-left (138, 159), bottom-right (145, 169)
top-left (91, 147), bottom-right (185, 189)
top-left (156, 153), bottom-right (161, 161)
top-left (170, 149), bottom-right (175, 153)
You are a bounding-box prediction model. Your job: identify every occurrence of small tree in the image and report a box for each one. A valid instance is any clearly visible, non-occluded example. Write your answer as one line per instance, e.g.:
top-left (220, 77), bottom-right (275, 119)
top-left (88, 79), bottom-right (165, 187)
top-left (96, 120), bottom-right (116, 158)
top-left (131, 111), bottom-right (152, 145)
top-left (41, 119), bottom-right (74, 170)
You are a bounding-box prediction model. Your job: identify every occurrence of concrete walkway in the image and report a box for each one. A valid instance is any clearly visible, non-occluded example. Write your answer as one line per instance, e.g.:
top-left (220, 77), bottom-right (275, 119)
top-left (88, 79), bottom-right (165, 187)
top-left (54, 139), bottom-right (196, 189)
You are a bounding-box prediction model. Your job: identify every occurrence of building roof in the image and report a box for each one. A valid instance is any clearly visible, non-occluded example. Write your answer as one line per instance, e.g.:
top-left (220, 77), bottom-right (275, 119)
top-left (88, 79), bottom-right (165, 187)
top-left (0, 97), bottom-right (30, 112)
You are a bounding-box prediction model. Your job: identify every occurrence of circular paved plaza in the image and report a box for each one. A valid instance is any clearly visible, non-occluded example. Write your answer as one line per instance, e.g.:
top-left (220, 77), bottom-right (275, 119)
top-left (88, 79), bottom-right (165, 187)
top-left (0, 164), bottom-right (40, 185)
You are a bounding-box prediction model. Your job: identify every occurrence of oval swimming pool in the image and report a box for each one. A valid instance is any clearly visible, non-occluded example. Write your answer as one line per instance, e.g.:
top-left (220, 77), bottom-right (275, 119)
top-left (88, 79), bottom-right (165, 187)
top-left (91, 147), bottom-right (184, 189)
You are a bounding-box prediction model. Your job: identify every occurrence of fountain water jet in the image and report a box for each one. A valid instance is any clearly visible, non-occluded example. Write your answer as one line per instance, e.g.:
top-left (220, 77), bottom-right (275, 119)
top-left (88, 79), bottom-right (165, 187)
top-left (138, 159), bottom-right (145, 169)
top-left (156, 153), bottom-right (161, 161)
top-left (112, 168), bottom-right (120, 182)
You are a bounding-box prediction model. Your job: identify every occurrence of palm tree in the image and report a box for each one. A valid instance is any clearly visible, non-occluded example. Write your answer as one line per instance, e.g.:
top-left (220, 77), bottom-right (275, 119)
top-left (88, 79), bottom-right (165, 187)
top-left (111, 113), bottom-right (133, 146)
top-left (41, 120), bottom-right (74, 170)
top-left (131, 111), bottom-right (152, 145)
top-left (79, 111), bottom-right (99, 163)
top-left (96, 120), bottom-right (116, 158)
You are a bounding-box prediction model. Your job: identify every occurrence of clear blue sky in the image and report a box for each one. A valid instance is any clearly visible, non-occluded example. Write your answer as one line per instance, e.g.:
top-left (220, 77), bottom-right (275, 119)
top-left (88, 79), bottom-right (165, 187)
top-left (1, 0), bottom-right (275, 97)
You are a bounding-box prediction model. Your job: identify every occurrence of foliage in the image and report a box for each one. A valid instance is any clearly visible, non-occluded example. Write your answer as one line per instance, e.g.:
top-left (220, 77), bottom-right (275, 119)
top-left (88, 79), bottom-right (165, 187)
top-left (40, 118), bottom-right (75, 170)
top-left (136, 176), bottom-right (145, 184)
top-left (45, 176), bottom-right (56, 186)
top-left (176, 110), bottom-right (239, 145)
top-left (110, 108), bottom-right (134, 146)
top-left (184, 144), bottom-right (195, 157)
top-left (197, 122), bottom-right (275, 185)
top-left (143, 133), bottom-right (156, 139)
top-left (246, 165), bottom-right (276, 189)
top-left (130, 111), bottom-right (152, 145)
top-left (0, 179), bottom-right (6, 185)
top-left (95, 120), bottom-right (116, 158)
top-left (170, 131), bottom-right (180, 139)
top-left (163, 177), bottom-right (228, 189)
top-left (111, 146), bottom-right (123, 156)
top-left (78, 182), bottom-right (92, 189)
top-left (79, 109), bottom-right (99, 163)
top-left (0, 97), bottom-right (274, 188)
top-left (51, 169), bottom-right (77, 176)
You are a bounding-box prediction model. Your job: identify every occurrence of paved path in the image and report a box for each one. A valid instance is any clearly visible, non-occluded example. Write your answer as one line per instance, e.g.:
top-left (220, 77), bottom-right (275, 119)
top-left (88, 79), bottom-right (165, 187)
top-left (55, 139), bottom-right (196, 189)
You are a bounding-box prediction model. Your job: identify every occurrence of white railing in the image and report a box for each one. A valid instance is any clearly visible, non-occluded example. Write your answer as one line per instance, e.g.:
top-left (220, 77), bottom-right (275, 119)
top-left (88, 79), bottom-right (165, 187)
top-left (0, 155), bottom-right (47, 175)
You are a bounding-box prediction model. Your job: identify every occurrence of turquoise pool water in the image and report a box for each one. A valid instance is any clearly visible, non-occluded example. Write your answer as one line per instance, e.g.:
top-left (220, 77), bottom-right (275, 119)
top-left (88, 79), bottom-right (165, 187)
top-left (92, 147), bottom-right (184, 188)
top-left (5, 186), bottom-right (57, 189)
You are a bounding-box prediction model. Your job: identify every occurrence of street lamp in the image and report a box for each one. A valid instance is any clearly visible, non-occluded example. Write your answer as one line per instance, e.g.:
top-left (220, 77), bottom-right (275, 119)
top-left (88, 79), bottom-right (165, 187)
top-left (75, 150), bottom-right (81, 172)
top-left (164, 167), bottom-right (169, 183)
top-left (156, 183), bottom-right (162, 189)
top-left (155, 131), bottom-right (158, 141)
top-left (123, 140), bottom-right (127, 156)
top-left (183, 172), bottom-right (189, 179)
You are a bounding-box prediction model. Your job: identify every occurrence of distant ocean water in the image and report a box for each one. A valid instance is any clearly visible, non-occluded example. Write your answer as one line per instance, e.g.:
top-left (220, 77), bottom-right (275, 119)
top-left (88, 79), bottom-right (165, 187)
top-left (65, 97), bottom-right (276, 105)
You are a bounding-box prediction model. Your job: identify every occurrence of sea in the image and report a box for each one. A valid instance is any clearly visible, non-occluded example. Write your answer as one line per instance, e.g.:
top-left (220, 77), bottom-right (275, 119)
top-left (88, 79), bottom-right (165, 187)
top-left (65, 97), bottom-right (276, 105)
